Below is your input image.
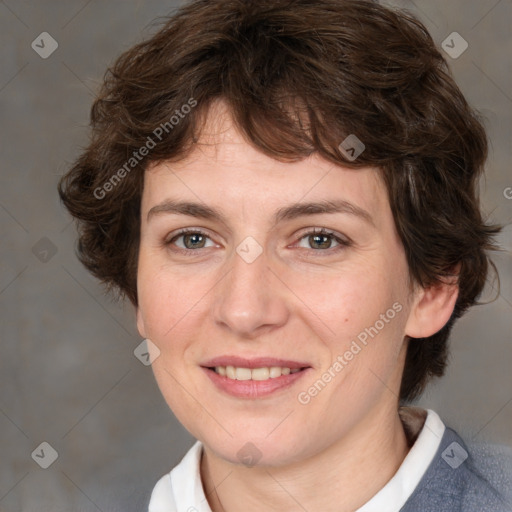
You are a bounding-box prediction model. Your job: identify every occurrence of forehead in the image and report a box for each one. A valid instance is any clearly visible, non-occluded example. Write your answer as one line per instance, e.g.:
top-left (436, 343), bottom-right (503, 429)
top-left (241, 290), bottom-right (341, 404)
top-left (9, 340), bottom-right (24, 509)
top-left (142, 100), bottom-right (388, 223)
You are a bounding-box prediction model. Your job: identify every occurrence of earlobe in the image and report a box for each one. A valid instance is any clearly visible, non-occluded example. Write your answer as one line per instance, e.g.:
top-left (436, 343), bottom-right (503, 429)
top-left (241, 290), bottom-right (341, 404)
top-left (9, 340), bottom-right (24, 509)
top-left (404, 274), bottom-right (459, 339)
top-left (136, 307), bottom-right (147, 339)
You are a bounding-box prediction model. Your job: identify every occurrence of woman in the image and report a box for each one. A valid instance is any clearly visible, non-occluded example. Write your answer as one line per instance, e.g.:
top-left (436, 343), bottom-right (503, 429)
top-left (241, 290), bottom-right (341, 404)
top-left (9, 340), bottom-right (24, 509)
top-left (58, 0), bottom-right (512, 510)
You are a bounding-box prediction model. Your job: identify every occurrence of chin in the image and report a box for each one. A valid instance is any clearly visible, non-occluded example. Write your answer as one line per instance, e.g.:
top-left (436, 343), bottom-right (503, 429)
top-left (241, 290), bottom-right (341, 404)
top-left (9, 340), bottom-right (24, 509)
top-left (201, 431), bottom-right (310, 468)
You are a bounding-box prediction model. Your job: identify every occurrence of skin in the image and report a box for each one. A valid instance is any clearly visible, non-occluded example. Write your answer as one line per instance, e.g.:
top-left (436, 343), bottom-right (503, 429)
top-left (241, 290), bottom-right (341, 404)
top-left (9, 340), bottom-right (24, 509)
top-left (136, 99), bottom-right (459, 512)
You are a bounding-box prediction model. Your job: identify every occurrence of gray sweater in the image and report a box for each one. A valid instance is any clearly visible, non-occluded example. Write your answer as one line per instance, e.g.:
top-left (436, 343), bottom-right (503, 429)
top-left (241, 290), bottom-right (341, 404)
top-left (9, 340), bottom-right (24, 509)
top-left (400, 426), bottom-right (512, 511)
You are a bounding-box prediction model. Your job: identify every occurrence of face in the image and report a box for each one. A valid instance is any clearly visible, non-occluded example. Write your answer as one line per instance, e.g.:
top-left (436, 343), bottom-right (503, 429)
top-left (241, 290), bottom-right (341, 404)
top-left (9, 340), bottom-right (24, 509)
top-left (136, 100), bottom-right (420, 467)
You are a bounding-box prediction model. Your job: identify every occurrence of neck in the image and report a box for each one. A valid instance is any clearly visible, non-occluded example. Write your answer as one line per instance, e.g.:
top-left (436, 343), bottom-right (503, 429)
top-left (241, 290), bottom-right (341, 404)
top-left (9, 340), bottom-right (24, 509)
top-left (200, 403), bottom-right (410, 512)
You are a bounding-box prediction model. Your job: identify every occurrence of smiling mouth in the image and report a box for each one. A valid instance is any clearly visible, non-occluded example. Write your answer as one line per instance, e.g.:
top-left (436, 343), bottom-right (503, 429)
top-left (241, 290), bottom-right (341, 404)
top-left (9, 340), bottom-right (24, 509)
top-left (206, 365), bottom-right (309, 381)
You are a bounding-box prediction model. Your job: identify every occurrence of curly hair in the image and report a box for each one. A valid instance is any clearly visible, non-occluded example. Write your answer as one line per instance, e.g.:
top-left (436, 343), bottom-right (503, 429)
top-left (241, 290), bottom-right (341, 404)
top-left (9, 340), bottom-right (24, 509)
top-left (58, 0), bottom-right (501, 402)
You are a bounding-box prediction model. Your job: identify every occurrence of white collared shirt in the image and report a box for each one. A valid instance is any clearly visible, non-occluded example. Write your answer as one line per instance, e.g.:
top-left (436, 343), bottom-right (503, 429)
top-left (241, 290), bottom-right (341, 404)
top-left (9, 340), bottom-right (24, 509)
top-left (148, 408), bottom-right (446, 512)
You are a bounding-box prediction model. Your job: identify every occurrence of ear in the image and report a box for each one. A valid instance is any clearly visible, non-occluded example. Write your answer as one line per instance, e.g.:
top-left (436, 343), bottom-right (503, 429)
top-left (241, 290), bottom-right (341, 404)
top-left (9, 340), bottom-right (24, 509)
top-left (136, 306), bottom-right (147, 339)
top-left (404, 268), bottom-right (460, 339)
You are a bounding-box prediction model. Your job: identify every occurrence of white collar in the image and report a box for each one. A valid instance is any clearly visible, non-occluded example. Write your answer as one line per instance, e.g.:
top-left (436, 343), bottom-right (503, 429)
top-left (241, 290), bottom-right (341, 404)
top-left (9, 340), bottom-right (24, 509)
top-left (356, 408), bottom-right (445, 511)
top-left (148, 408), bottom-right (445, 512)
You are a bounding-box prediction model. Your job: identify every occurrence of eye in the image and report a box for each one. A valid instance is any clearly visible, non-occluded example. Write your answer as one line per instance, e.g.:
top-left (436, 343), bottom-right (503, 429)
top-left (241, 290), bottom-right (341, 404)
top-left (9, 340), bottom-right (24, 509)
top-left (164, 227), bottom-right (351, 256)
top-left (295, 228), bottom-right (351, 253)
top-left (166, 228), bottom-right (216, 252)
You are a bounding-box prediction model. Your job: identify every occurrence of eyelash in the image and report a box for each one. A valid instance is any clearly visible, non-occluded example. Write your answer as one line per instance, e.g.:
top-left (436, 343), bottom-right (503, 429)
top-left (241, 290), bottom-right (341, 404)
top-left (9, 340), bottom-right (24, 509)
top-left (165, 227), bottom-right (351, 256)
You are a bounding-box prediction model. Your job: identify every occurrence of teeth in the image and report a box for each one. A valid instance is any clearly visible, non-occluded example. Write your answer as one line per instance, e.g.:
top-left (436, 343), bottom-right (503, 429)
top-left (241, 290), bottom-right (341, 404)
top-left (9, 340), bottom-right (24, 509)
top-left (252, 367), bottom-right (270, 380)
top-left (270, 366), bottom-right (283, 378)
top-left (214, 365), bottom-right (302, 380)
top-left (235, 367), bottom-right (252, 380)
top-left (226, 365), bottom-right (236, 379)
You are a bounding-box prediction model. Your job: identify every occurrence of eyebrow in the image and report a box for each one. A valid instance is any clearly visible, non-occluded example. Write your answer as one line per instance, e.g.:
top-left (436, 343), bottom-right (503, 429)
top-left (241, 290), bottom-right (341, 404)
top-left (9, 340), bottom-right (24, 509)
top-left (147, 198), bottom-right (374, 226)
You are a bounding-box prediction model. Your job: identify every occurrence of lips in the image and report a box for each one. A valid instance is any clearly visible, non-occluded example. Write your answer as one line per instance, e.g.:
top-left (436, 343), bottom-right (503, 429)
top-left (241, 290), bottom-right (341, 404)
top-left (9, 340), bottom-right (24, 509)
top-left (200, 355), bottom-right (313, 399)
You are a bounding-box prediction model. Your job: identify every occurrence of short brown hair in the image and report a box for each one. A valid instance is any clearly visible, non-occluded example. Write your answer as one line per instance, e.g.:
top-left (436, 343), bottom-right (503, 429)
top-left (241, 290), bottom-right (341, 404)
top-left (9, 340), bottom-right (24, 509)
top-left (58, 0), bottom-right (501, 402)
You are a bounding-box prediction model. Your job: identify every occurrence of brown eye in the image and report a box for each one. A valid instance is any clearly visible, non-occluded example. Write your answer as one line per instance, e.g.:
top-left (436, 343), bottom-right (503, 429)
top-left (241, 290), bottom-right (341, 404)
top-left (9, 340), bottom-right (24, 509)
top-left (181, 232), bottom-right (207, 249)
top-left (307, 233), bottom-right (335, 250)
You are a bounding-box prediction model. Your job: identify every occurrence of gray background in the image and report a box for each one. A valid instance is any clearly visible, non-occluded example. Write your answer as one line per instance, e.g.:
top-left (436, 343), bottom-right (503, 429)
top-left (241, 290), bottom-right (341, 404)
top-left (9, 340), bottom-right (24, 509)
top-left (0, 0), bottom-right (510, 511)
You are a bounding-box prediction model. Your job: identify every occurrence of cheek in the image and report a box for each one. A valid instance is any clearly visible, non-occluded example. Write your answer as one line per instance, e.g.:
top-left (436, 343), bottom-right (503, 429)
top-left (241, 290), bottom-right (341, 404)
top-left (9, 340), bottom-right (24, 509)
top-left (136, 256), bottom-right (212, 426)
top-left (291, 262), bottom-right (408, 379)
top-left (289, 262), bottom-right (394, 333)
top-left (136, 253), bottom-right (210, 343)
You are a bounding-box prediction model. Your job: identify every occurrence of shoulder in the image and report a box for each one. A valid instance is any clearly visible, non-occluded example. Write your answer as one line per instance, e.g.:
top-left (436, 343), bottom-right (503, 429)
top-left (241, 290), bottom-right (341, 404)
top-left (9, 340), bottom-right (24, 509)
top-left (464, 438), bottom-right (512, 508)
top-left (401, 426), bottom-right (512, 512)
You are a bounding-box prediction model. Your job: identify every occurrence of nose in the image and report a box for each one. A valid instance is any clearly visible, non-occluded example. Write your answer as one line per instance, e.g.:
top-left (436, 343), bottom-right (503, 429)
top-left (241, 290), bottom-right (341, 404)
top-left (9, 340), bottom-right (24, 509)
top-left (212, 245), bottom-right (289, 339)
